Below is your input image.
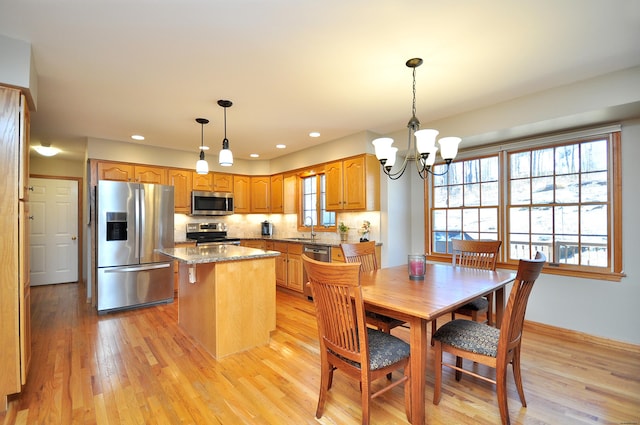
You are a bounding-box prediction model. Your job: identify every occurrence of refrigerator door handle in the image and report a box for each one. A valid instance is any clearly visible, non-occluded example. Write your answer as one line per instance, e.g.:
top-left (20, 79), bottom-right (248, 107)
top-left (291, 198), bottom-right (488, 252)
top-left (135, 187), bottom-right (141, 260)
top-left (103, 263), bottom-right (172, 273)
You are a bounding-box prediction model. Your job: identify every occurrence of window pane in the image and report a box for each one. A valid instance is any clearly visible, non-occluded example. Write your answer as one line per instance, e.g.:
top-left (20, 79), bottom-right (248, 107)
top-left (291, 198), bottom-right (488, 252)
top-left (510, 233), bottom-right (531, 259)
top-left (433, 186), bottom-right (448, 208)
top-left (556, 234), bottom-right (579, 264)
top-left (532, 148), bottom-right (554, 177)
top-left (531, 206), bottom-right (552, 234)
top-left (510, 207), bottom-right (529, 233)
top-left (554, 205), bottom-right (579, 235)
top-left (555, 144), bottom-right (579, 174)
top-left (580, 235), bottom-right (608, 267)
top-left (531, 176), bottom-right (554, 204)
top-left (480, 208), bottom-right (498, 232)
top-left (555, 174), bottom-right (579, 203)
top-left (463, 159), bottom-right (480, 184)
top-left (581, 140), bottom-right (607, 172)
top-left (448, 185), bottom-right (463, 207)
top-left (432, 210), bottom-right (447, 231)
top-left (447, 162), bottom-right (463, 185)
top-left (581, 171), bottom-right (608, 202)
top-left (511, 179), bottom-right (530, 204)
top-left (481, 181), bottom-right (499, 206)
top-left (481, 156), bottom-right (499, 181)
top-left (447, 209), bottom-right (462, 231)
top-left (510, 151), bottom-right (530, 179)
top-left (464, 183), bottom-right (480, 206)
top-left (581, 205), bottom-right (607, 236)
top-left (463, 208), bottom-right (478, 232)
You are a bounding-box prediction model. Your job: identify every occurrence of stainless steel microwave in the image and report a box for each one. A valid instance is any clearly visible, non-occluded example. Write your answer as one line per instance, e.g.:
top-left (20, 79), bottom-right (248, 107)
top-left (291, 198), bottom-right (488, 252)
top-left (191, 191), bottom-right (234, 216)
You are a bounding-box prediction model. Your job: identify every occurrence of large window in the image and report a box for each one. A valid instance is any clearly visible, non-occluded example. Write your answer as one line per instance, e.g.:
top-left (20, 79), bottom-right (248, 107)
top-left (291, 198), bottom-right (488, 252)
top-left (301, 174), bottom-right (335, 229)
top-left (428, 128), bottom-right (623, 280)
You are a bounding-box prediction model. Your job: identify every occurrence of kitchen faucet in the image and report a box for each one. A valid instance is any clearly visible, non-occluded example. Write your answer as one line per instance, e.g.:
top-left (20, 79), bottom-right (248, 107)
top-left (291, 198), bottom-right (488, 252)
top-left (305, 216), bottom-right (316, 240)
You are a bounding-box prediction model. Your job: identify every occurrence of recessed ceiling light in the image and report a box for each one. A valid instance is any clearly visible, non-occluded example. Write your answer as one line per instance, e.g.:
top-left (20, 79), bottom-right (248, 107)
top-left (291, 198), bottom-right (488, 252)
top-left (250, 153), bottom-right (259, 158)
top-left (131, 134), bottom-right (145, 141)
top-left (276, 144), bottom-right (286, 149)
top-left (309, 132), bottom-right (320, 138)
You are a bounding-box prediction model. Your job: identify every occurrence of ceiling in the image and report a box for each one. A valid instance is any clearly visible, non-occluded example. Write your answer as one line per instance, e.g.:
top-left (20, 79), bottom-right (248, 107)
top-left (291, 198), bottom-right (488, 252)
top-left (2, 0), bottom-right (640, 163)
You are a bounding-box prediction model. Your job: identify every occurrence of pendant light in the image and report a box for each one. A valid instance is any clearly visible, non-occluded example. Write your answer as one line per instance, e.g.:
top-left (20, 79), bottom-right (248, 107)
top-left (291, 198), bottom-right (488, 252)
top-left (217, 99), bottom-right (234, 167)
top-left (195, 117), bottom-right (210, 174)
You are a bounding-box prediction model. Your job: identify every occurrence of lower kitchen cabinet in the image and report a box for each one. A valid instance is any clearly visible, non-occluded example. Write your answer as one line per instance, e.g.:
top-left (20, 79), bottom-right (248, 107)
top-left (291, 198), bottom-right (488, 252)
top-left (240, 240), bottom-right (266, 249)
top-left (286, 244), bottom-right (304, 293)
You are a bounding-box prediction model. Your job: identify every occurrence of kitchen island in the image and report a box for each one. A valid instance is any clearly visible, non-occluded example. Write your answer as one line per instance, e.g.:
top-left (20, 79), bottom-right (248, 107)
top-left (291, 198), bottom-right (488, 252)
top-left (160, 244), bottom-right (280, 359)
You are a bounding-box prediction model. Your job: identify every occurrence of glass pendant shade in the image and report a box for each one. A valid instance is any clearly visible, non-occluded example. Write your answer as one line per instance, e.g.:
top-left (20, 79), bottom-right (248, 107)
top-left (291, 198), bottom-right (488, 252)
top-left (438, 136), bottom-right (462, 160)
top-left (196, 157), bottom-right (209, 174)
top-left (219, 148), bottom-right (233, 167)
top-left (372, 137), bottom-right (394, 162)
top-left (415, 129), bottom-right (439, 154)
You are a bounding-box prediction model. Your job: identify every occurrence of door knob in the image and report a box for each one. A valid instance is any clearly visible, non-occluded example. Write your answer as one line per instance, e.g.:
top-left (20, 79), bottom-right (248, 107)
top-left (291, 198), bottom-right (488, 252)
top-left (71, 236), bottom-right (77, 240)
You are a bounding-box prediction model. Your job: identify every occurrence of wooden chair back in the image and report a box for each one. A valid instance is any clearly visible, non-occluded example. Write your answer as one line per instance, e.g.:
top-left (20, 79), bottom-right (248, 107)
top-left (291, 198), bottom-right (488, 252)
top-left (341, 241), bottom-right (378, 272)
top-left (499, 251), bottom-right (546, 356)
top-left (451, 239), bottom-right (502, 271)
top-left (302, 254), bottom-right (368, 365)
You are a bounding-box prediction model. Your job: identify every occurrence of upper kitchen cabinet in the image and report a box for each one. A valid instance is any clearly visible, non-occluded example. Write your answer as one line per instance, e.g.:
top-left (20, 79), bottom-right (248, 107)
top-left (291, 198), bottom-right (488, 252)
top-left (192, 171), bottom-right (213, 191)
top-left (97, 162), bottom-right (166, 184)
top-left (251, 176), bottom-right (270, 213)
top-left (233, 175), bottom-right (251, 214)
top-left (134, 165), bottom-right (166, 184)
top-left (326, 154), bottom-right (380, 211)
top-left (98, 162), bottom-right (134, 182)
top-left (168, 169), bottom-right (192, 214)
top-left (213, 173), bottom-right (233, 192)
top-left (0, 86), bottom-right (31, 407)
top-left (270, 174), bottom-right (284, 213)
top-left (283, 174), bottom-right (298, 214)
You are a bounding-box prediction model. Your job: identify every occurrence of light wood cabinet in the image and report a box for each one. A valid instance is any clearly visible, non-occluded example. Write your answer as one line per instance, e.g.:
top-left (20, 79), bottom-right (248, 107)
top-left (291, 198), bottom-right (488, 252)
top-left (271, 242), bottom-right (288, 288)
top-left (283, 174), bottom-right (298, 214)
top-left (326, 154), bottom-right (380, 211)
top-left (286, 244), bottom-right (304, 293)
top-left (168, 169), bottom-right (192, 214)
top-left (250, 176), bottom-right (270, 213)
top-left (134, 165), bottom-right (166, 184)
top-left (213, 173), bottom-right (233, 192)
top-left (270, 174), bottom-right (284, 213)
top-left (98, 162), bottom-right (134, 182)
top-left (233, 175), bottom-right (251, 214)
top-left (192, 171), bottom-right (213, 191)
top-left (0, 87), bottom-right (31, 406)
top-left (240, 240), bottom-right (266, 249)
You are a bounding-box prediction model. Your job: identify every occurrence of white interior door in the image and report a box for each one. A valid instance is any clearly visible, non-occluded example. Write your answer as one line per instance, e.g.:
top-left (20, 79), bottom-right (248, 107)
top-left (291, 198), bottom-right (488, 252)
top-left (29, 177), bottom-right (79, 285)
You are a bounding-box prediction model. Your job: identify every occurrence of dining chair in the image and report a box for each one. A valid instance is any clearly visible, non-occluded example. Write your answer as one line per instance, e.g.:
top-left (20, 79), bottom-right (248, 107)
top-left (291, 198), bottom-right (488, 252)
top-left (302, 254), bottom-right (412, 425)
top-left (432, 252), bottom-right (546, 425)
top-left (341, 241), bottom-right (405, 334)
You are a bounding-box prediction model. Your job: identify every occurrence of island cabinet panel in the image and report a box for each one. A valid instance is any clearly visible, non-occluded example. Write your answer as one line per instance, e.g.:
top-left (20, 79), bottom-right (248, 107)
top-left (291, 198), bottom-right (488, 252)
top-left (271, 242), bottom-right (288, 288)
top-left (178, 257), bottom-right (276, 359)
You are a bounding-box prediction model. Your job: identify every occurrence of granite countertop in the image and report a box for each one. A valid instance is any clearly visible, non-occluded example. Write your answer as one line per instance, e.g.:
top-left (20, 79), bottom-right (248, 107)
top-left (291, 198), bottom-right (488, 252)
top-left (239, 237), bottom-right (381, 248)
top-left (159, 245), bottom-right (280, 265)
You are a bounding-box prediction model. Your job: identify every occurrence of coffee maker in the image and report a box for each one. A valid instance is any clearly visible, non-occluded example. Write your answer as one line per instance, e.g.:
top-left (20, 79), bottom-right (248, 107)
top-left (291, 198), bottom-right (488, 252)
top-left (261, 220), bottom-right (273, 237)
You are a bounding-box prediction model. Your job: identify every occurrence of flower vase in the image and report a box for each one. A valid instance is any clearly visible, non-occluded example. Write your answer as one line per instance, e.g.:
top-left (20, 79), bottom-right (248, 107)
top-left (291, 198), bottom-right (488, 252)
top-left (340, 232), bottom-right (348, 242)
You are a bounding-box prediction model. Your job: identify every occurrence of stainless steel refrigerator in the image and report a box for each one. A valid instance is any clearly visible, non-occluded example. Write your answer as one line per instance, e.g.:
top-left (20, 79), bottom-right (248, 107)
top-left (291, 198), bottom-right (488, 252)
top-left (96, 180), bottom-right (174, 313)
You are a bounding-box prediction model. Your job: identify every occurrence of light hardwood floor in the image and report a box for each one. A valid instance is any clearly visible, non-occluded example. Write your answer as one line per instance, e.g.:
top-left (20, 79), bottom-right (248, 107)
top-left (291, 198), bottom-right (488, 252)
top-left (1, 282), bottom-right (639, 424)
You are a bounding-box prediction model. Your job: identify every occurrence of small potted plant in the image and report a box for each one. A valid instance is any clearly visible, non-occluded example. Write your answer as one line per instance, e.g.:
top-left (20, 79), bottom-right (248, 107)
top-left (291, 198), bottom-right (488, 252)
top-left (338, 222), bottom-right (349, 241)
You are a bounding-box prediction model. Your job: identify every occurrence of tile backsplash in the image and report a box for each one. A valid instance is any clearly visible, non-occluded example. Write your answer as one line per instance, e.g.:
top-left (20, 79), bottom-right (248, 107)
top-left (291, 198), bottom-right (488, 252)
top-left (174, 211), bottom-right (380, 244)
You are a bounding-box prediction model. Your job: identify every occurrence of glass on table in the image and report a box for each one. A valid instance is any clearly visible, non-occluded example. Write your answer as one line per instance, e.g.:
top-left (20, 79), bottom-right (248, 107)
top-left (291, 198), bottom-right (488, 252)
top-left (408, 254), bottom-right (426, 280)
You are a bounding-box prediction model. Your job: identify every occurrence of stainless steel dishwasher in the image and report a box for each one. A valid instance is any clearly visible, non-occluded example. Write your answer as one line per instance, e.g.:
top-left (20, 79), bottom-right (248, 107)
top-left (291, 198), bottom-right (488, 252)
top-left (302, 244), bottom-right (331, 299)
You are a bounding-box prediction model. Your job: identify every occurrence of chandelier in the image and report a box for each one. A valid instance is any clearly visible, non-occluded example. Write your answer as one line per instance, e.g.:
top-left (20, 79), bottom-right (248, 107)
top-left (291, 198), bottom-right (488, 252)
top-left (195, 118), bottom-right (209, 175)
top-left (217, 99), bottom-right (234, 166)
top-left (372, 58), bottom-right (461, 180)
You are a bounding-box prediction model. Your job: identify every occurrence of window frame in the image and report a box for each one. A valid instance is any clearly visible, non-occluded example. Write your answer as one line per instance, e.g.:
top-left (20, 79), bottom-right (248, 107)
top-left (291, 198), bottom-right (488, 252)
top-left (425, 126), bottom-right (624, 282)
top-left (298, 171), bottom-right (336, 232)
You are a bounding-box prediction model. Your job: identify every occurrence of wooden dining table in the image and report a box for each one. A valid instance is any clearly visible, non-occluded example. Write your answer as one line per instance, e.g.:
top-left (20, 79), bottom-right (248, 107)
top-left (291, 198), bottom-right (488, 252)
top-left (359, 263), bottom-right (516, 425)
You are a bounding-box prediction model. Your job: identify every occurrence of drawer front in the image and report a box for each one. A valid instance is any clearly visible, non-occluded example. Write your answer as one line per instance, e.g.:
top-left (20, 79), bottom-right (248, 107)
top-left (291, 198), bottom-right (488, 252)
top-left (331, 249), bottom-right (345, 262)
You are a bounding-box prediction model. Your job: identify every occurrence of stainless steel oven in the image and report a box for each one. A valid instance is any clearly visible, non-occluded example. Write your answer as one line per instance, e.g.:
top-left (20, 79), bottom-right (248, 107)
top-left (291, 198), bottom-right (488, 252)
top-left (186, 222), bottom-right (240, 246)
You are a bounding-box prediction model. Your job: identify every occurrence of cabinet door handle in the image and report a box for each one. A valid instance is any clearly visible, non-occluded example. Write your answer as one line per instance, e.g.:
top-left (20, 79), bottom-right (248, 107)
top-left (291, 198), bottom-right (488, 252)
top-left (28, 215), bottom-right (34, 220)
